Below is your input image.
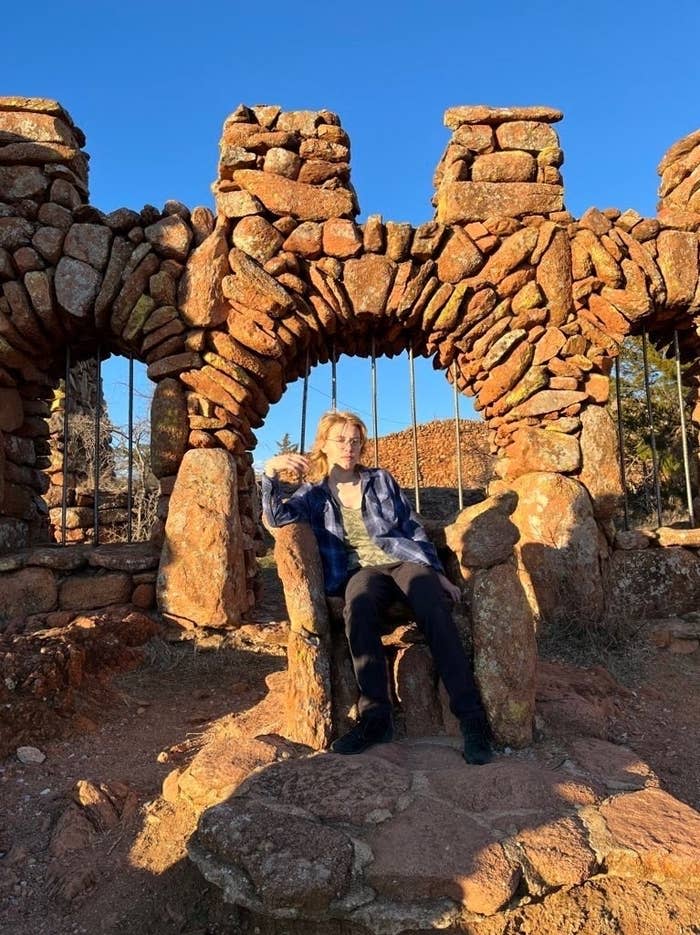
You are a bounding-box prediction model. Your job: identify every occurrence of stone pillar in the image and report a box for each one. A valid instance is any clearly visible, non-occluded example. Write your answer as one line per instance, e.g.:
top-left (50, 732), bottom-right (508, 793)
top-left (0, 98), bottom-right (89, 553)
top-left (157, 448), bottom-right (247, 629)
top-left (445, 491), bottom-right (536, 747)
top-left (271, 522), bottom-right (333, 750)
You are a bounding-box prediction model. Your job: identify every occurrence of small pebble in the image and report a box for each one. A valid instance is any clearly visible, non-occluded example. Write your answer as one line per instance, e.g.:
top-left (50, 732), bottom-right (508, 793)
top-left (16, 746), bottom-right (46, 765)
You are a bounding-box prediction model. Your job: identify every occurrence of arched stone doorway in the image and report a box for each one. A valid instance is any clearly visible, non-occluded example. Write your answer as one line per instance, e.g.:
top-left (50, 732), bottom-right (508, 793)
top-left (2, 96), bottom-right (700, 634)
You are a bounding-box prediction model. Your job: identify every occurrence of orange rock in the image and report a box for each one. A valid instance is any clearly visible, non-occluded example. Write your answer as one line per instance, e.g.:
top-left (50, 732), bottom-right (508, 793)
top-left (536, 228), bottom-right (573, 325)
top-left (438, 181), bottom-right (563, 224)
top-left (477, 341), bottom-right (534, 408)
top-left (158, 448), bottom-right (248, 629)
top-left (282, 221), bottom-right (323, 257)
top-left (496, 121), bottom-right (560, 151)
top-left (472, 151), bottom-right (536, 182)
top-left (233, 169), bottom-right (354, 220)
top-left (342, 254), bottom-right (395, 315)
top-left (657, 229), bottom-right (699, 306)
top-left (321, 218), bottom-right (362, 258)
top-left (436, 228), bottom-right (483, 282)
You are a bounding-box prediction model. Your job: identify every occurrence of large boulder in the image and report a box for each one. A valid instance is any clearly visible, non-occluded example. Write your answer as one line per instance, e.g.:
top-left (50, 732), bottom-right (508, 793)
top-left (444, 491), bottom-right (519, 570)
top-left (504, 472), bottom-right (605, 628)
top-left (157, 449), bottom-right (247, 628)
top-left (471, 561), bottom-right (536, 747)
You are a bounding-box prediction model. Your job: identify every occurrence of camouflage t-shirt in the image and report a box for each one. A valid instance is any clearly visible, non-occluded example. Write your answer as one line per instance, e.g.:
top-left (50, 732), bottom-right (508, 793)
top-left (340, 504), bottom-right (396, 569)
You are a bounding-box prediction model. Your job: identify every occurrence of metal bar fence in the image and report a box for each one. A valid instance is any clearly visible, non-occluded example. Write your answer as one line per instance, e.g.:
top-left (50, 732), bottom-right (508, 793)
top-left (371, 336), bottom-right (379, 467)
top-left (127, 353), bottom-right (134, 543)
top-left (408, 348), bottom-right (421, 514)
top-left (641, 329), bottom-right (663, 526)
top-left (93, 347), bottom-right (102, 546)
top-left (452, 362), bottom-right (464, 511)
top-left (674, 329), bottom-right (696, 527)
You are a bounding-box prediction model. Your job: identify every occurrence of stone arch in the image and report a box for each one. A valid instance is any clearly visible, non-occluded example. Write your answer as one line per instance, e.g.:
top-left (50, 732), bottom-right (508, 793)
top-left (4, 95), bottom-right (700, 629)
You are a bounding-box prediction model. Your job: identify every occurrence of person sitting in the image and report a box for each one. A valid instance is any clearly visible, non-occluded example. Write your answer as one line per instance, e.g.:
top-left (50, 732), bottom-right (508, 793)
top-left (262, 410), bottom-right (491, 764)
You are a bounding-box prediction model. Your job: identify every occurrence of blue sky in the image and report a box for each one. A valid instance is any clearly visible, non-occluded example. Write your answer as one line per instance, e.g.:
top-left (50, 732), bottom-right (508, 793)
top-left (5, 1), bottom-right (700, 463)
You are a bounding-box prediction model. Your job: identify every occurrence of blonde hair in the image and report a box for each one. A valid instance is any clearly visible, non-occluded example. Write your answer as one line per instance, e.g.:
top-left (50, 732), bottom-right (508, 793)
top-left (306, 410), bottom-right (368, 481)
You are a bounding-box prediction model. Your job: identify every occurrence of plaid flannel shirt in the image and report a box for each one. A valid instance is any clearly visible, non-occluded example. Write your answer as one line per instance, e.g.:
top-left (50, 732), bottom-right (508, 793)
top-left (261, 466), bottom-right (444, 595)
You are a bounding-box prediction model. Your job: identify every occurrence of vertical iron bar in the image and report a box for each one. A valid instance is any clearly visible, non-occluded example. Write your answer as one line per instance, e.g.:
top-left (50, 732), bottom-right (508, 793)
top-left (93, 347), bottom-right (101, 546)
top-left (674, 329), bottom-right (696, 526)
top-left (371, 336), bottom-right (379, 467)
top-left (408, 348), bottom-right (421, 514)
top-left (61, 345), bottom-right (70, 546)
top-left (127, 353), bottom-right (134, 543)
top-left (641, 329), bottom-right (663, 525)
top-left (299, 347), bottom-right (309, 453)
top-left (453, 363), bottom-right (464, 511)
top-left (614, 356), bottom-right (630, 531)
top-left (331, 342), bottom-right (337, 410)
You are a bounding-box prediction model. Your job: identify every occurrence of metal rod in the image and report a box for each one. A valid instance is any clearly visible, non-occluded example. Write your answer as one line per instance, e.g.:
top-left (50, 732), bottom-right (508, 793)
top-left (453, 362), bottom-right (464, 511)
top-left (674, 329), bottom-right (696, 527)
top-left (127, 353), bottom-right (134, 543)
top-left (61, 345), bottom-right (70, 546)
top-left (614, 355), bottom-right (630, 531)
top-left (331, 342), bottom-right (337, 410)
top-left (371, 336), bottom-right (379, 467)
top-left (641, 329), bottom-right (663, 525)
top-left (408, 347), bottom-right (421, 514)
top-left (299, 346), bottom-right (309, 453)
top-left (93, 347), bottom-right (101, 546)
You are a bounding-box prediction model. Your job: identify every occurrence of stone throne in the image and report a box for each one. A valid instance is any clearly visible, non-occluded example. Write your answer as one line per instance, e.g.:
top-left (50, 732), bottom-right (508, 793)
top-left (269, 487), bottom-right (536, 752)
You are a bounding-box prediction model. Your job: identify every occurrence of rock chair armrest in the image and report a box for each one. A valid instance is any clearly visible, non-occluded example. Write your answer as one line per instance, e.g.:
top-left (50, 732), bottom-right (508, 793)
top-left (270, 522), bottom-right (330, 638)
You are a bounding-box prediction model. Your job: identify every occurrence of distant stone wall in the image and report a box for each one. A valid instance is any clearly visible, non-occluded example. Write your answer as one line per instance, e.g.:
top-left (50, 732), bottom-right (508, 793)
top-left (376, 418), bottom-right (493, 491)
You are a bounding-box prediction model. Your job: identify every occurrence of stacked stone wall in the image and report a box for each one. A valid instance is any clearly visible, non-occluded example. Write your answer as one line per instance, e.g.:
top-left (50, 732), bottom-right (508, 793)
top-left (2, 95), bottom-right (700, 631)
top-left (375, 418), bottom-right (493, 491)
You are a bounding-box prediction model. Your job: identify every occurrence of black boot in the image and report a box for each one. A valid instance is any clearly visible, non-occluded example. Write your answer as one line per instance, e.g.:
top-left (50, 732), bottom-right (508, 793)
top-left (460, 713), bottom-right (492, 765)
top-left (330, 712), bottom-right (394, 755)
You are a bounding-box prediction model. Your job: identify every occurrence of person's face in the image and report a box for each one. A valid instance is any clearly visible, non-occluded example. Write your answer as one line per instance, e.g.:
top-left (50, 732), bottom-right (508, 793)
top-left (322, 421), bottom-right (363, 472)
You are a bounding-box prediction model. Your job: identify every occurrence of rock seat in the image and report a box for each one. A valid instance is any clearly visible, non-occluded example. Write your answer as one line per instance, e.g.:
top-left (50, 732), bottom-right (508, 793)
top-left (271, 520), bottom-right (493, 750)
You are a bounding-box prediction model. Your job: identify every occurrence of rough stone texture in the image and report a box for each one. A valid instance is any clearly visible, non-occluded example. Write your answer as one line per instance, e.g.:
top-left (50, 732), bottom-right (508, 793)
top-left (58, 572), bottom-right (131, 611)
top-left (54, 256), bottom-right (101, 318)
top-left (157, 449), bottom-right (247, 628)
top-left (232, 169), bottom-right (354, 220)
top-left (438, 182), bottom-right (563, 223)
top-left (178, 226), bottom-right (229, 327)
top-left (149, 378), bottom-right (189, 478)
top-left (507, 472), bottom-right (604, 628)
top-left (500, 427), bottom-right (581, 479)
top-left (393, 644), bottom-right (444, 736)
top-left (577, 404), bottom-right (623, 519)
top-left (270, 522), bottom-right (332, 748)
top-left (444, 492), bottom-right (519, 569)
top-left (0, 388), bottom-right (23, 431)
top-left (605, 547), bottom-right (700, 621)
top-left (1, 566), bottom-right (57, 619)
top-left (188, 739), bottom-right (700, 933)
top-left (471, 561), bottom-right (536, 747)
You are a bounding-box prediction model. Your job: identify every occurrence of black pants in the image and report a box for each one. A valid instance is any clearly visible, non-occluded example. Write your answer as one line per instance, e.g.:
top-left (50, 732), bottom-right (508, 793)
top-left (342, 561), bottom-right (484, 723)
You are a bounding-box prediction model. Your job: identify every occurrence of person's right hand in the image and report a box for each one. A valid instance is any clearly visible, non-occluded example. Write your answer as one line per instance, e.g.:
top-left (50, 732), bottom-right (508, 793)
top-left (264, 452), bottom-right (310, 478)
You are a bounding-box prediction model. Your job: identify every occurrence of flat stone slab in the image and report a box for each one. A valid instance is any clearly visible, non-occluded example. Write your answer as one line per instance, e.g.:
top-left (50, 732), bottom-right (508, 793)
top-left (87, 543), bottom-right (160, 572)
top-left (188, 739), bottom-right (699, 932)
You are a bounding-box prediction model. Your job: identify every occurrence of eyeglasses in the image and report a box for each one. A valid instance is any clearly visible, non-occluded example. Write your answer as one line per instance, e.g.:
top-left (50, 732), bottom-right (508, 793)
top-left (327, 435), bottom-right (362, 448)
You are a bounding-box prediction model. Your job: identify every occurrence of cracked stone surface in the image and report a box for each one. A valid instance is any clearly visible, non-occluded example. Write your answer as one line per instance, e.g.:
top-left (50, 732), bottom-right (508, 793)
top-left (188, 736), bottom-right (700, 933)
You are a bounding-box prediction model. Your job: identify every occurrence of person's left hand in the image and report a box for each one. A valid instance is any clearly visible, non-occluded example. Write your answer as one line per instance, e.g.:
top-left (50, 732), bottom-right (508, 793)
top-left (438, 573), bottom-right (462, 602)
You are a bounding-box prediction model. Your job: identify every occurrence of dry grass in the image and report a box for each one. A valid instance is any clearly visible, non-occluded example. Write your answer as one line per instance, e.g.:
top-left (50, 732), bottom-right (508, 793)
top-left (536, 612), bottom-right (656, 687)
